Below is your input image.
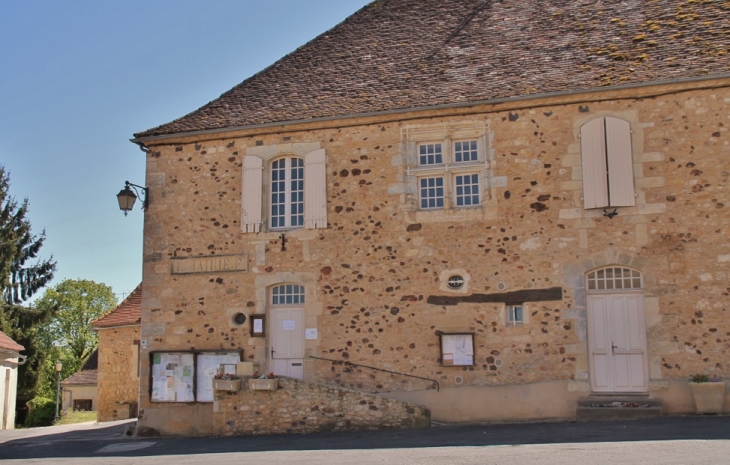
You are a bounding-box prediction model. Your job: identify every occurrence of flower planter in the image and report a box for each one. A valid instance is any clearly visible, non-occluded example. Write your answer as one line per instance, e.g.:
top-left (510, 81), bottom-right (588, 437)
top-left (690, 381), bottom-right (725, 414)
top-left (248, 378), bottom-right (278, 391)
top-left (213, 379), bottom-right (242, 392)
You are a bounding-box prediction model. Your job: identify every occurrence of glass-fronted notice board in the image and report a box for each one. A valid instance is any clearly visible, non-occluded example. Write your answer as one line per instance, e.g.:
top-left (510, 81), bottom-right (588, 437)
top-left (151, 352), bottom-right (195, 402)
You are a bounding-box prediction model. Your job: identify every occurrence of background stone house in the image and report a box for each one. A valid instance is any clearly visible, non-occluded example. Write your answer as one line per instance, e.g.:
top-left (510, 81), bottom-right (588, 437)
top-left (61, 350), bottom-right (98, 412)
top-left (129, 0), bottom-right (730, 436)
top-left (92, 285), bottom-right (141, 422)
top-left (0, 331), bottom-right (23, 430)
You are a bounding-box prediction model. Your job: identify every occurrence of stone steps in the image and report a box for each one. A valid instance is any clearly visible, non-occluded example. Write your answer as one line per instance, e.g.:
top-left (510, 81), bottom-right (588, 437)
top-left (576, 394), bottom-right (663, 421)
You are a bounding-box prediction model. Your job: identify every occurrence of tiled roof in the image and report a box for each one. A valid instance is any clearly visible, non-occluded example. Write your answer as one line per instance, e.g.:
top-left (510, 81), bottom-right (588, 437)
top-left (62, 351), bottom-right (98, 386)
top-left (62, 350), bottom-right (99, 386)
top-left (92, 284), bottom-right (141, 329)
top-left (135, 0), bottom-right (730, 139)
top-left (0, 331), bottom-right (24, 353)
top-left (62, 370), bottom-right (97, 386)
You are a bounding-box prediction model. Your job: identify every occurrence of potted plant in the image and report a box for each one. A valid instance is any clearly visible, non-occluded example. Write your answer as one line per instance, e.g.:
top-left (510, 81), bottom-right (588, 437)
top-left (689, 374), bottom-right (725, 414)
top-left (248, 372), bottom-right (279, 391)
top-left (212, 373), bottom-right (241, 392)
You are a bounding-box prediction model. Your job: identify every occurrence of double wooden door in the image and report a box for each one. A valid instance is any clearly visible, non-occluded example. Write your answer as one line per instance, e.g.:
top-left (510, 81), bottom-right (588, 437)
top-left (587, 293), bottom-right (648, 392)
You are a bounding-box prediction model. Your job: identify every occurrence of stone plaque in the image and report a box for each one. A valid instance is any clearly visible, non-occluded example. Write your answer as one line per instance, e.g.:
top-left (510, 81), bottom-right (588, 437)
top-left (171, 255), bottom-right (248, 275)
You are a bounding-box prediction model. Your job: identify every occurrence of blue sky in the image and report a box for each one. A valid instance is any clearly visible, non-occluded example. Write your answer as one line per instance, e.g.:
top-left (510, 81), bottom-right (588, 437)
top-left (0, 0), bottom-right (371, 301)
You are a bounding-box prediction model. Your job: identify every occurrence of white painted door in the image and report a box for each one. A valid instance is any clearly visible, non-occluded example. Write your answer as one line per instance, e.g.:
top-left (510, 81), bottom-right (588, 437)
top-left (270, 308), bottom-right (304, 379)
top-left (588, 293), bottom-right (648, 392)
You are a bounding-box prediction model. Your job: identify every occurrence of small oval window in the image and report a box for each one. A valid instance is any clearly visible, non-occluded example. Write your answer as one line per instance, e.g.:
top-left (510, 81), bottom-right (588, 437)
top-left (447, 275), bottom-right (464, 290)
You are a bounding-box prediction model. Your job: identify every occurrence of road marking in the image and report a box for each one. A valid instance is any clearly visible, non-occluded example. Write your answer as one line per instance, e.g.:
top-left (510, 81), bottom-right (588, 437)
top-left (95, 442), bottom-right (156, 453)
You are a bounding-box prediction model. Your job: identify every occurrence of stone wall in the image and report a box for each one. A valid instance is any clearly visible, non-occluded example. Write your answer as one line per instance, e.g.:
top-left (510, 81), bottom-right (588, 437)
top-left (213, 377), bottom-right (430, 436)
top-left (136, 82), bottom-right (730, 434)
top-left (97, 326), bottom-right (139, 422)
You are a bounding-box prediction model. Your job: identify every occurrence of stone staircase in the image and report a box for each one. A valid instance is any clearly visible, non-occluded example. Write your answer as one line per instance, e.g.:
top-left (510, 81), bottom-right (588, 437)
top-left (576, 393), bottom-right (663, 421)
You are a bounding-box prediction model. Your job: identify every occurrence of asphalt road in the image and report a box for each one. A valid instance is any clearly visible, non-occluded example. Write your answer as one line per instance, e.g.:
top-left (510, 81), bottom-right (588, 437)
top-left (1, 415), bottom-right (729, 464)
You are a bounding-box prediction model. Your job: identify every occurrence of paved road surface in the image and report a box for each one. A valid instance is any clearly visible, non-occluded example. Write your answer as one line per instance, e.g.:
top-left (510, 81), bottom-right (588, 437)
top-left (1, 416), bottom-right (729, 464)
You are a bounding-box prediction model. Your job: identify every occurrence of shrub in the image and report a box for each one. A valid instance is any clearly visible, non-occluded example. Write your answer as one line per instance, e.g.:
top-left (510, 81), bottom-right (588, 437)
top-left (25, 397), bottom-right (56, 427)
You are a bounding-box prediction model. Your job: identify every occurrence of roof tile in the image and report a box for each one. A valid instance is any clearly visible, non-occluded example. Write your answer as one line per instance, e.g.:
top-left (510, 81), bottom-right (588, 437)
top-left (92, 284), bottom-right (142, 329)
top-left (0, 331), bottom-right (24, 353)
top-left (135, 0), bottom-right (730, 139)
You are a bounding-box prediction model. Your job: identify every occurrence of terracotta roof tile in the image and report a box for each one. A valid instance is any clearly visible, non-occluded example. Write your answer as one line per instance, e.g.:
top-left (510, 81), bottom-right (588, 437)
top-left (0, 331), bottom-right (24, 353)
top-left (92, 284), bottom-right (141, 329)
top-left (61, 351), bottom-right (99, 386)
top-left (135, 0), bottom-right (730, 139)
top-left (61, 369), bottom-right (97, 386)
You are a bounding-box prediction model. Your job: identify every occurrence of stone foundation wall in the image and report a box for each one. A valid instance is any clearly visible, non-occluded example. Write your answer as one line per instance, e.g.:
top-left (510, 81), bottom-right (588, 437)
top-left (213, 377), bottom-right (430, 436)
top-left (97, 326), bottom-right (140, 422)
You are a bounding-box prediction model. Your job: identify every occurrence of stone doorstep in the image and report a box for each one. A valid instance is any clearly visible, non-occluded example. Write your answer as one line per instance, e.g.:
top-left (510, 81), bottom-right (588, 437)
top-left (576, 394), bottom-right (663, 421)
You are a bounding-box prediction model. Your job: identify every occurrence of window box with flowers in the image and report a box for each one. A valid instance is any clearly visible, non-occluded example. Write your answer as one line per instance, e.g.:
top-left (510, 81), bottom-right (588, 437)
top-left (248, 372), bottom-right (279, 391)
top-left (689, 374), bottom-right (725, 414)
top-left (212, 373), bottom-right (241, 392)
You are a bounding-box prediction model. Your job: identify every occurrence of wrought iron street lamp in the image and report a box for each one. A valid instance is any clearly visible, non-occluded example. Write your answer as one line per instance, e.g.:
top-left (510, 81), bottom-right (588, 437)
top-left (117, 181), bottom-right (148, 216)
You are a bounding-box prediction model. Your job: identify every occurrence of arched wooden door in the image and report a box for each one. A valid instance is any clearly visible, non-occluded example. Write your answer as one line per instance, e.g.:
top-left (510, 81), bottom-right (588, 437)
top-left (586, 267), bottom-right (648, 392)
top-left (268, 284), bottom-right (305, 379)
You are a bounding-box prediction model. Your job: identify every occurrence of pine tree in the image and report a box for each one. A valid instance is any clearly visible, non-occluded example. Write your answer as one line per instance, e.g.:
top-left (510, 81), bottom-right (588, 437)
top-left (0, 166), bottom-right (56, 398)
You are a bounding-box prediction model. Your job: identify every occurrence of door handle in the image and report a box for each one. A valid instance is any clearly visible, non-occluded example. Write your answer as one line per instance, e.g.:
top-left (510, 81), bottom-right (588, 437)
top-left (611, 342), bottom-right (618, 356)
top-left (271, 347), bottom-right (275, 357)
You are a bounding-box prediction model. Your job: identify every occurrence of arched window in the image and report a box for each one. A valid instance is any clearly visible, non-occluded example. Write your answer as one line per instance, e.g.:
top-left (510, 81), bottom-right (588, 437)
top-left (271, 284), bottom-right (305, 305)
top-left (271, 157), bottom-right (304, 229)
top-left (587, 267), bottom-right (642, 291)
top-left (241, 149), bottom-right (327, 232)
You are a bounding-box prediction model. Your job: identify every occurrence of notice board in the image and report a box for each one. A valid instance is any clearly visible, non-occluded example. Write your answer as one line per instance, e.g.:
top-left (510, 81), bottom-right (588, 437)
top-left (439, 333), bottom-right (475, 366)
top-left (195, 351), bottom-right (243, 402)
top-left (150, 352), bottom-right (195, 402)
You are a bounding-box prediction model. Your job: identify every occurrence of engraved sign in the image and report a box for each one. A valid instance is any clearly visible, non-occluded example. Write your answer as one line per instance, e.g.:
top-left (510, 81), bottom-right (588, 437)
top-left (171, 255), bottom-right (248, 275)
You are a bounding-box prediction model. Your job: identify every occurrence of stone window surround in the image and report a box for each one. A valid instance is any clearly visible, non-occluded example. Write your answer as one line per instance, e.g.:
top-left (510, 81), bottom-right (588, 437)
top-left (408, 125), bottom-right (487, 211)
top-left (253, 271), bottom-right (322, 378)
top-left (392, 121), bottom-right (503, 223)
top-left (244, 142), bottom-right (322, 234)
top-left (559, 110), bottom-right (666, 250)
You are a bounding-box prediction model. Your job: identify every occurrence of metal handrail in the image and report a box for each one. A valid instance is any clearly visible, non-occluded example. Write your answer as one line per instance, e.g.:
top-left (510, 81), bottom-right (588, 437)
top-left (309, 356), bottom-right (439, 392)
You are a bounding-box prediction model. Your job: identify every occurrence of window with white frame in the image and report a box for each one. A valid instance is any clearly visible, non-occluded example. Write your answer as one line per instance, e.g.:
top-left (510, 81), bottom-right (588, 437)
top-left (241, 149), bottom-right (328, 233)
top-left (271, 284), bottom-right (305, 305)
top-left (580, 117), bottom-right (636, 209)
top-left (412, 138), bottom-right (484, 210)
top-left (270, 157), bottom-right (304, 229)
top-left (507, 305), bottom-right (523, 326)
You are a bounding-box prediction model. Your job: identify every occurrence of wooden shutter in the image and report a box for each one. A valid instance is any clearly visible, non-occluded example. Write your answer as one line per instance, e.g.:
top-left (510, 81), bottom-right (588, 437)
top-left (303, 149), bottom-right (327, 229)
top-left (581, 118), bottom-right (609, 209)
top-left (241, 156), bottom-right (263, 233)
top-left (605, 117), bottom-right (636, 207)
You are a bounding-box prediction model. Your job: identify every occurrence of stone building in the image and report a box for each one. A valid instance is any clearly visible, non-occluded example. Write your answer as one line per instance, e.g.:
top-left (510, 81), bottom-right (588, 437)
top-left (129, 0), bottom-right (730, 436)
top-left (92, 285), bottom-right (141, 422)
top-left (0, 331), bottom-right (24, 430)
top-left (60, 350), bottom-right (98, 412)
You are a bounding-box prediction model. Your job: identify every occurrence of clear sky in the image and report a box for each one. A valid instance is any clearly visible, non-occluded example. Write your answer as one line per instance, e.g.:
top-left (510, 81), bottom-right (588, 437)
top-left (0, 0), bottom-right (371, 302)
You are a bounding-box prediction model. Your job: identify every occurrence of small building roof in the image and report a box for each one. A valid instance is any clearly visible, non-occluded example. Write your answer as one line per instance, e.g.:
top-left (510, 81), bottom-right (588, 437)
top-left (0, 331), bottom-right (24, 353)
top-left (62, 351), bottom-right (98, 386)
top-left (134, 0), bottom-right (730, 139)
top-left (92, 284), bottom-right (142, 329)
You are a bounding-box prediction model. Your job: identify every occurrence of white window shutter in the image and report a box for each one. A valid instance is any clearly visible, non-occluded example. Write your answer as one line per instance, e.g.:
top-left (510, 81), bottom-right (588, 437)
top-left (605, 117), bottom-right (636, 207)
top-left (304, 149), bottom-right (327, 229)
top-left (241, 156), bottom-right (263, 233)
top-left (581, 118), bottom-right (609, 209)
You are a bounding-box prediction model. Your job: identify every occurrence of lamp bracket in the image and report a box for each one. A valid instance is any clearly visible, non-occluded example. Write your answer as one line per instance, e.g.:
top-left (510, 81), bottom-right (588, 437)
top-left (125, 181), bottom-right (149, 212)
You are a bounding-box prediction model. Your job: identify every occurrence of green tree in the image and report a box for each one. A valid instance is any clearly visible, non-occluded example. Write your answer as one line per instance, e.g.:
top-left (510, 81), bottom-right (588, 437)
top-left (0, 166), bottom-right (57, 398)
top-left (35, 279), bottom-right (117, 394)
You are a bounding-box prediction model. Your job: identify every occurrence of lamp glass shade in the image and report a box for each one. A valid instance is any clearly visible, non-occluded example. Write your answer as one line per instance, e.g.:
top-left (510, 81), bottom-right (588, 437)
top-left (117, 187), bottom-right (137, 212)
top-left (55, 362), bottom-right (62, 372)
